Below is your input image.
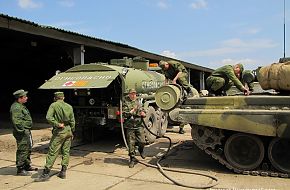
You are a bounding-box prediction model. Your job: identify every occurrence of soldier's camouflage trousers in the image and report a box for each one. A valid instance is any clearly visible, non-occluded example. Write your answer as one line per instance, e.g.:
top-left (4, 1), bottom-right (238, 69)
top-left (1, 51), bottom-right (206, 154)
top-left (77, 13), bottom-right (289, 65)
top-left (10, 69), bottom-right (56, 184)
top-left (206, 76), bottom-right (234, 92)
top-left (13, 129), bottom-right (32, 168)
top-left (177, 73), bottom-right (192, 92)
top-left (126, 128), bottom-right (145, 157)
top-left (45, 126), bottom-right (73, 169)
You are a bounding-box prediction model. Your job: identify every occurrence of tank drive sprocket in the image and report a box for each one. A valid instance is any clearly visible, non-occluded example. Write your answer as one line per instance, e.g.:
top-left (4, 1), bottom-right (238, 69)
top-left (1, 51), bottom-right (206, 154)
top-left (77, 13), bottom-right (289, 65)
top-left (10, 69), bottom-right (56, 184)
top-left (191, 125), bottom-right (224, 150)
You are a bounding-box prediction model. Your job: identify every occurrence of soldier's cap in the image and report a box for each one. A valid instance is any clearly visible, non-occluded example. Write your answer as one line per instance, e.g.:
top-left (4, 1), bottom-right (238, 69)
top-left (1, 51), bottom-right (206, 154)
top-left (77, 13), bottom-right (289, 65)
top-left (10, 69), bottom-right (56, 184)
top-left (13, 89), bottom-right (28, 98)
top-left (159, 60), bottom-right (167, 68)
top-left (54, 91), bottom-right (64, 98)
top-left (128, 88), bottom-right (137, 94)
top-left (237, 63), bottom-right (244, 73)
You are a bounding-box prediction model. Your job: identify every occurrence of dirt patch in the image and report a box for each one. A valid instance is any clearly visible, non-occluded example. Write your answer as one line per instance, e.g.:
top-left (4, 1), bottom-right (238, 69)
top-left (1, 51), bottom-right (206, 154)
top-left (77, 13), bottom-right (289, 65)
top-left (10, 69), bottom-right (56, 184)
top-left (0, 122), bottom-right (52, 152)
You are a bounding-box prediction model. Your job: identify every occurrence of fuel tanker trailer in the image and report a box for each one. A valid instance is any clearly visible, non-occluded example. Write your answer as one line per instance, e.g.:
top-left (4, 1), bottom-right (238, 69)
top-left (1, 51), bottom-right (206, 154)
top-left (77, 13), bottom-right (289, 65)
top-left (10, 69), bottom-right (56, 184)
top-left (39, 57), bottom-right (168, 143)
top-left (155, 62), bottom-right (290, 177)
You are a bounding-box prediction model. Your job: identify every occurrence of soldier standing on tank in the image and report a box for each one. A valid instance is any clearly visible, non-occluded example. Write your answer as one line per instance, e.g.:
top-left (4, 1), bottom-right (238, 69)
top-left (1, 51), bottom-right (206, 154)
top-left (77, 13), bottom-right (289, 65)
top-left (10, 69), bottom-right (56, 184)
top-left (10, 89), bottom-right (38, 176)
top-left (35, 91), bottom-right (75, 182)
top-left (159, 60), bottom-right (194, 97)
top-left (206, 63), bottom-right (250, 96)
top-left (123, 88), bottom-right (146, 168)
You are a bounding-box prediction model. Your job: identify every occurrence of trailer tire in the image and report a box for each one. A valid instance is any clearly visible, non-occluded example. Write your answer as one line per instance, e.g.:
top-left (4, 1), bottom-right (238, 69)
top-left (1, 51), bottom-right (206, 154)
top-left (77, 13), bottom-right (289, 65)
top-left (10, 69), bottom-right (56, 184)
top-left (158, 111), bottom-right (168, 137)
top-left (144, 106), bottom-right (158, 144)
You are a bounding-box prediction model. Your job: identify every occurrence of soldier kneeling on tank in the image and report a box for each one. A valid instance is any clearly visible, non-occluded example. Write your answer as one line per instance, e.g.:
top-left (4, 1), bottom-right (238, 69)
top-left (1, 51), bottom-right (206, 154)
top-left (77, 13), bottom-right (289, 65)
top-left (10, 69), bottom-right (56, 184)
top-left (122, 89), bottom-right (146, 168)
top-left (206, 63), bottom-right (250, 96)
top-left (159, 60), bottom-right (194, 97)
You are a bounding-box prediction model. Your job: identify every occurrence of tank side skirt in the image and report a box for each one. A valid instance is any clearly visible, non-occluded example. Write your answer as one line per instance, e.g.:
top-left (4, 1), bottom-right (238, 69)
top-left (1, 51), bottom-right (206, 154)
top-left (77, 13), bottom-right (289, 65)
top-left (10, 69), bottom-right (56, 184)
top-left (170, 109), bottom-right (290, 137)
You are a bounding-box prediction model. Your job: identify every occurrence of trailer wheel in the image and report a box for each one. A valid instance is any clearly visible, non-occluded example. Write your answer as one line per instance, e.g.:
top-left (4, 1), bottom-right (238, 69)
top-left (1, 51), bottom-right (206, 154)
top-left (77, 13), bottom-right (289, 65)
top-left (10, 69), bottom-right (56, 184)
top-left (143, 106), bottom-right (158, 144)
top-left (158, 111), bottom-right (168, 137)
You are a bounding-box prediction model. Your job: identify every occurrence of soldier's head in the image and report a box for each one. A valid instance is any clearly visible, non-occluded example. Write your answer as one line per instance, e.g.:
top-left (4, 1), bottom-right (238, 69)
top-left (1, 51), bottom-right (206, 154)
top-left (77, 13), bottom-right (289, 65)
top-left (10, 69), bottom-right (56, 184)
top-left (159, 60), bottom-right (170, 70)
top-left (128, 88), bottom-right (137, 100)
top-left (233, 63), bottom-right (244, 78)
top-left (54, 91), bottom-right (65, 101)
top-left (13, 89), bottom-right (28, 103)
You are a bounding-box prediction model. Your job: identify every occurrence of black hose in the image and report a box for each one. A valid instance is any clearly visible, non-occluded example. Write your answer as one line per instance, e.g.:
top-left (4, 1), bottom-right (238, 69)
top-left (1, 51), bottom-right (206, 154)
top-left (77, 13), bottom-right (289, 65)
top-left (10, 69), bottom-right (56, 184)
top-left (139, 117), bottom-right (219, 189)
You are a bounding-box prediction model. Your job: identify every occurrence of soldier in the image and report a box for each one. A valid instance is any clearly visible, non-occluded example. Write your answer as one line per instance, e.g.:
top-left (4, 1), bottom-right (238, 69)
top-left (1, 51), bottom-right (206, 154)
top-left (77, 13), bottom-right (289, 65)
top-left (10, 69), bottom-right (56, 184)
top-left (159, 60), bottom-right (194, 97)
top-left (10, 89), bottom-right (38, 176)
top-left (206, 63), bottom-right (250, 96)
top-left (35, 91), bottom-right (75, 182)
top-left (123, 88), bottom-right (146, 168)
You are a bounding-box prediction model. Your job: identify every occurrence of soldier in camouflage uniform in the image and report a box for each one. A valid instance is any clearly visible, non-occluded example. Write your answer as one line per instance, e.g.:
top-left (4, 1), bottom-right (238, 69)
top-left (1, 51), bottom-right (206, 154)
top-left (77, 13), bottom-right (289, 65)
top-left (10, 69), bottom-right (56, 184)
top-left (159, 60), bottom-right (193, 134)
top-left (206, 63), bottom-right (250, 96)
top-left (159, 60), bottom-right (194, 97)
top-left (36, 91), bottom-right (75, 182)
top-left (10, 89), bottom-right (38, 176)
top-left (123, 89), bottom-right (146, 168)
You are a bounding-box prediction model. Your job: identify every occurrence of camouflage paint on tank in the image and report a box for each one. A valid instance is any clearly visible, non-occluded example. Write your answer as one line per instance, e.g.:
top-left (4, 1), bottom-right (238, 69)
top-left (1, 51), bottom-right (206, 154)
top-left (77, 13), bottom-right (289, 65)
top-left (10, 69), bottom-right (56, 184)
top-left (171, 96), bottom-right (290, 138)
top-left (155, 84), bottom-right (290, 138)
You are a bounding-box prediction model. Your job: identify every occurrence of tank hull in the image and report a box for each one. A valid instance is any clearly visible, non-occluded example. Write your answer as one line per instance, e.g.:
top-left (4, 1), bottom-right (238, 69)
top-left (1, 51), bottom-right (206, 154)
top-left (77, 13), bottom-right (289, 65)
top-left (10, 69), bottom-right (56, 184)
top-left (155, 84), bottom-right (290, 177)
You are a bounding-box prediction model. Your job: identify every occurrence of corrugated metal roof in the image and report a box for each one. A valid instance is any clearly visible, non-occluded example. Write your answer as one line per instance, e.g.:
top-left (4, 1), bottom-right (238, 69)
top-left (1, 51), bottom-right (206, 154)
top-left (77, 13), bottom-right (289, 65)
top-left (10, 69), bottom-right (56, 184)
top-left (0, 13), bottom-right (213, 72)
top-left (0, 13), bottom-right (136, 48)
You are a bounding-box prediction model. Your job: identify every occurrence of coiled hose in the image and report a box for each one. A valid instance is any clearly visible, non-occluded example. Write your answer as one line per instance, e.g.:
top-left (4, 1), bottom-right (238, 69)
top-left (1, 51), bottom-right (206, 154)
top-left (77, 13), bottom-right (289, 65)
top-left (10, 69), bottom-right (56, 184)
top-left (119, 99), bottom-right (219, 189)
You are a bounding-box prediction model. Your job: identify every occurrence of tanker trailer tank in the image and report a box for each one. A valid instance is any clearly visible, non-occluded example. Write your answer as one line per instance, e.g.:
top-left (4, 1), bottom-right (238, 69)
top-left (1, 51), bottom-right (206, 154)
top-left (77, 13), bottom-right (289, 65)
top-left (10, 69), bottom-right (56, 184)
top-left (39, 57), bottom-right (168, 143)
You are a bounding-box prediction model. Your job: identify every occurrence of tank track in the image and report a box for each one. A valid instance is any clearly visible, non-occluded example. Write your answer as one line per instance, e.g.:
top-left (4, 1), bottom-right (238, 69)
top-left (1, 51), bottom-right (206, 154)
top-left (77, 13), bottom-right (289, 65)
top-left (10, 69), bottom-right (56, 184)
top-left (192, 126), bottom-right (289, 178)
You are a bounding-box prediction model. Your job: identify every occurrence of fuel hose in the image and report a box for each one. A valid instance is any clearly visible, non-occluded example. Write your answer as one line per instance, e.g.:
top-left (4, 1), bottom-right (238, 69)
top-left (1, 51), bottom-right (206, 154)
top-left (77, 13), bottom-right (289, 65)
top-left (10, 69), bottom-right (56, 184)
top-left (119, 99), bottom-right (219, 189)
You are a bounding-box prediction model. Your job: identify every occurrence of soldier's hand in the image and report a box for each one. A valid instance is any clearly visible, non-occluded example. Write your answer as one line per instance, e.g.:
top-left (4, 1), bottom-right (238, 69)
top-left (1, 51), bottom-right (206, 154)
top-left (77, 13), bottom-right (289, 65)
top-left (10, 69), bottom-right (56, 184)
top-left (243, 89), bottom-right (250, 96)
top-left (140, 111), bottom-right (146, 118)
top-left (58, 123), bottom-right (64, 128)
top-left (130, 109), bottom-right (135, 114)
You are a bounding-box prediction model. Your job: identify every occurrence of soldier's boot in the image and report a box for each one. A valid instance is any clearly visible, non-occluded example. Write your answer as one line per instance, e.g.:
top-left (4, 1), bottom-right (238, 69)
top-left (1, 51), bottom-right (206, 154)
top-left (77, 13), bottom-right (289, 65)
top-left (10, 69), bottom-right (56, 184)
top-left (24, 164), bottom-right (38, 171)
top-left (57, 165), bottom-right (67, 179)
top-left (221, 90), bottom-right (227, 96)
top-left (187, 88), bottom-right (194, 97)
top-left (179, 128), bottom-right (185, 134)
top-left (128, 157), bottom-right (136, 168)
top-left (138, 147), bottom-right (146, 159)
top-left (17, 166), bottom-right (31, 176)
top-left (207, 89), bottom-right (216, 97)
top-left (35, 168), bottom-right (50, 182)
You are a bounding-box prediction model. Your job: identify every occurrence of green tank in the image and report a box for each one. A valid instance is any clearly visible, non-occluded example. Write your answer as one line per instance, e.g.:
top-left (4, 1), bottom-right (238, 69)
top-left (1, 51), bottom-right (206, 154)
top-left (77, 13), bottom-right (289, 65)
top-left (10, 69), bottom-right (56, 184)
top-left (155, 82), bottom-right (290, 177)
top-left (39, 57), bottom-right (168, 143)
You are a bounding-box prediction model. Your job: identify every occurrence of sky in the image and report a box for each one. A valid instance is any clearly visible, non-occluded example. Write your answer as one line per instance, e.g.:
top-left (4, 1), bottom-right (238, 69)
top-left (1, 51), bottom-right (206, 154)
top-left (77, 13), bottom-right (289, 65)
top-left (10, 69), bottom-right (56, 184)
top-left (0, 0), bottom-right (289, 70)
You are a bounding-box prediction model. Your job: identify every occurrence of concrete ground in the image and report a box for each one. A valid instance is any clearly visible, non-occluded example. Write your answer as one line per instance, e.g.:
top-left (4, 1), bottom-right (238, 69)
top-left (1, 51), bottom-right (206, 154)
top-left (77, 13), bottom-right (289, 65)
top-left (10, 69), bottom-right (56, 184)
top-left (0, 123), bottom-right (289, 190)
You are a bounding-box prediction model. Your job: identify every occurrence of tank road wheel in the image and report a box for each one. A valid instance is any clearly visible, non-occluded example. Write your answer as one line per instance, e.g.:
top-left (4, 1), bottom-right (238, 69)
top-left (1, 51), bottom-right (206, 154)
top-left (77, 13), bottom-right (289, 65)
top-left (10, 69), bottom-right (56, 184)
top-left (158, 111), bottom-right (168, 137)
top-left (268, 138), bottom-right (290, 173)
top-left (224, 133), bottom-right (264, 171)
top-left (143, 106), bottom-right (158, 144)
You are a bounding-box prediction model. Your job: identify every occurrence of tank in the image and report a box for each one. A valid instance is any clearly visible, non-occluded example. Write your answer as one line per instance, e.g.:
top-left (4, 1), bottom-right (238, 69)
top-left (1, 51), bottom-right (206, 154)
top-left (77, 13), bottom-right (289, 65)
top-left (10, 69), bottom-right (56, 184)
top-left (155, 77), bottom-right (290, 177)
top-left (39, 57), bottom-right (168, 143)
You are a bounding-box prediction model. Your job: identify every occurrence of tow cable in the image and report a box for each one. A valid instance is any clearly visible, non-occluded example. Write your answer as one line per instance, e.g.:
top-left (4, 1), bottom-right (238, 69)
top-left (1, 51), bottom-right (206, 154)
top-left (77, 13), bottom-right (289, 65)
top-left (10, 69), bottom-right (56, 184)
top-left (119, 100), bottom-right (219, 189)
